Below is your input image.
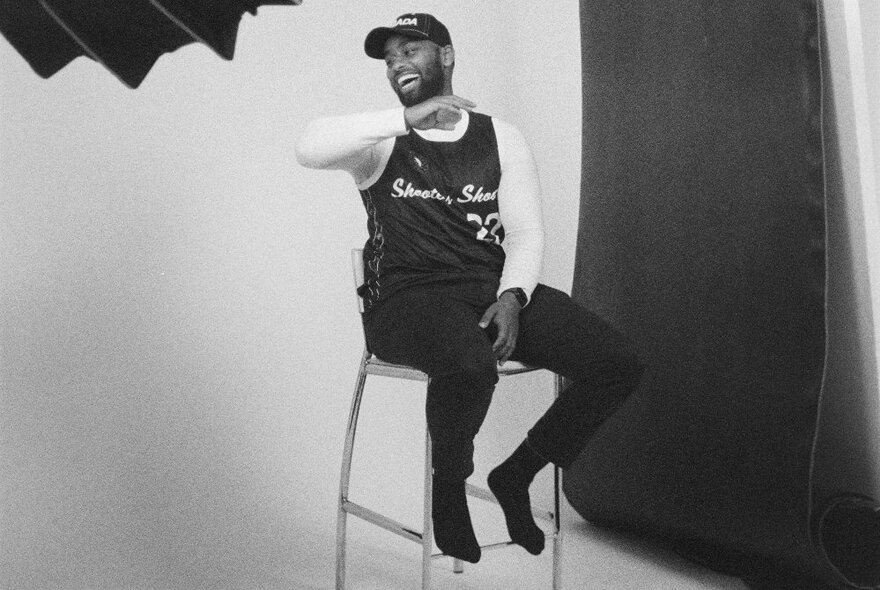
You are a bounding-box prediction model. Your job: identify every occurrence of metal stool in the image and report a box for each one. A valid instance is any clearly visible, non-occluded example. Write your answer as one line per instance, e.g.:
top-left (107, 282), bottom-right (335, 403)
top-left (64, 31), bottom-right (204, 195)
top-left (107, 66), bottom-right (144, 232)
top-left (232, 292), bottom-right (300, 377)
top-left (335, 249), bottom-right (562, 589)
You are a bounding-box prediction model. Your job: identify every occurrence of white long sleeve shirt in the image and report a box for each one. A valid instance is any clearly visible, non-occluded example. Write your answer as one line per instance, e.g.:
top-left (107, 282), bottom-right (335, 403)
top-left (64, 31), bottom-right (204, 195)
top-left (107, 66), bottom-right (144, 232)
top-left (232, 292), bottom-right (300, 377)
top-left (295, 106), bottom-right (545, 302)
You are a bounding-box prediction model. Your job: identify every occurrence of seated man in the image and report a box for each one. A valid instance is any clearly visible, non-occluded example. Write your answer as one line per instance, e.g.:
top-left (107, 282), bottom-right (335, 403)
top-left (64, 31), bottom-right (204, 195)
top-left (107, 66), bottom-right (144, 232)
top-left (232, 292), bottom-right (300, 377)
top-left (295, 12), bottom-right (644, 564)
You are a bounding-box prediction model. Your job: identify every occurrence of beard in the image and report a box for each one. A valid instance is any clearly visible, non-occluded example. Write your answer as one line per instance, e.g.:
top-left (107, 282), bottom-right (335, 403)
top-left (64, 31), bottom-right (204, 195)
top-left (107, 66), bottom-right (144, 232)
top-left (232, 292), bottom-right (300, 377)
top-left (393, 57), bottom-right (445, 107)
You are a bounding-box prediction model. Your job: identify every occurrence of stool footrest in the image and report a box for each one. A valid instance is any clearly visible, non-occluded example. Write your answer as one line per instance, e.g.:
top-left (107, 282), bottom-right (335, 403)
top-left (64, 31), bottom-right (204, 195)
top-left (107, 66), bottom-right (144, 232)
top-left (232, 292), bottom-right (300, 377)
top-left (464, 482), bottom-right (557, 523)
top-left (430, 540), bottom-right (517, 560)
top-left (342, 499), bottom-right (423, 544)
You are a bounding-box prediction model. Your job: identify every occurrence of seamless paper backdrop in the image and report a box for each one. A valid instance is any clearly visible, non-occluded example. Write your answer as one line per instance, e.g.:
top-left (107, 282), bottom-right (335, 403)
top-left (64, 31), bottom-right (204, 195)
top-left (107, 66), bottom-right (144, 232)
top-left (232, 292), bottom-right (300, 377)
top-left (564, 1), bottom-right (876, 588)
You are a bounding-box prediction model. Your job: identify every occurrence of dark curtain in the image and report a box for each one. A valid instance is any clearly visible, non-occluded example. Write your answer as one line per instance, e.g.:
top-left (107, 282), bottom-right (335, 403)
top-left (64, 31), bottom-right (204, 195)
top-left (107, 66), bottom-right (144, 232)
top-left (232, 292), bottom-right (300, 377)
top-left (565, 1), bottom-right (877, 588)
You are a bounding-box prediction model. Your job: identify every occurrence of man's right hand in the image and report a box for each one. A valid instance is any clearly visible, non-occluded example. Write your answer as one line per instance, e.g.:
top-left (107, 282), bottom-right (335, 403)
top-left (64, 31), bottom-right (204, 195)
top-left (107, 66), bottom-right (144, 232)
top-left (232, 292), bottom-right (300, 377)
top-left (404, 95), bottom-right (476, 131)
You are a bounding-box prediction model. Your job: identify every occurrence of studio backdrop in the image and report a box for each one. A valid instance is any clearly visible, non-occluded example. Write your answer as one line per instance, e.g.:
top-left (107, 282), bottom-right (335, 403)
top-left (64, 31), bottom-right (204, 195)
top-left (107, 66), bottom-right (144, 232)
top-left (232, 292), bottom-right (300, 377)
top-left (1, 2), bottom-right (876, 588)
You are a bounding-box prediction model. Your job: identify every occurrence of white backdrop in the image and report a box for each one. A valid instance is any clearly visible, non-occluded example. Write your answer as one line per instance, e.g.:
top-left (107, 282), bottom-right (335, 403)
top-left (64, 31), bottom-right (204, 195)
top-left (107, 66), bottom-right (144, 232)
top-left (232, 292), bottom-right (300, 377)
top-left (0, 3), bottom-right (582, 589)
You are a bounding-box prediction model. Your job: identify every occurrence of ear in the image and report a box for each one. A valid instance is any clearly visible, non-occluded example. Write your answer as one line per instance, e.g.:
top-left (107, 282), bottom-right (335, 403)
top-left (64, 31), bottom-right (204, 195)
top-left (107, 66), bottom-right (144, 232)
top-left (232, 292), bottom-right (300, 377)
top-left (440, 45), bottom-right (455, 67)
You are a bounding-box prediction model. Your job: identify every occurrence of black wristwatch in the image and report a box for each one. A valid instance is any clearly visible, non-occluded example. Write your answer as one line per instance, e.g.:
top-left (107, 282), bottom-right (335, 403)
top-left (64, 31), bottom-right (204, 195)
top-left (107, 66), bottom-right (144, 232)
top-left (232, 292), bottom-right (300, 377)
top-left (501, 287), bottom-right (528, 308)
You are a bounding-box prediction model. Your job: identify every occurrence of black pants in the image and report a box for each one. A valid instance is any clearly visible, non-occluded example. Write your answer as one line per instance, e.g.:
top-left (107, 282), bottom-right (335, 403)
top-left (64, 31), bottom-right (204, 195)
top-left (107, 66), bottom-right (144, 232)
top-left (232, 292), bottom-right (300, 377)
top-left (363, 280), bottom-right (644, 481)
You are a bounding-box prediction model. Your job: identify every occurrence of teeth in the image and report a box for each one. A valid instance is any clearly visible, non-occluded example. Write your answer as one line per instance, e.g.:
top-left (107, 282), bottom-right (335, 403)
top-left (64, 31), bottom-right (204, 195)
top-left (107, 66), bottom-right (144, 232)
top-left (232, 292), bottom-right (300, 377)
top-left (397, 73), bottom-right (419, 88)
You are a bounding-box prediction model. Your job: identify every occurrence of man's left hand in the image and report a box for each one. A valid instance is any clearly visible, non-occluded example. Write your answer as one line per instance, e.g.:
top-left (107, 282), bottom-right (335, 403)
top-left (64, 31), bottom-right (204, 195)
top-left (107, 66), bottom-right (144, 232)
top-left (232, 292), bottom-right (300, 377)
top-left (479, 292), bottom-right (522, 365)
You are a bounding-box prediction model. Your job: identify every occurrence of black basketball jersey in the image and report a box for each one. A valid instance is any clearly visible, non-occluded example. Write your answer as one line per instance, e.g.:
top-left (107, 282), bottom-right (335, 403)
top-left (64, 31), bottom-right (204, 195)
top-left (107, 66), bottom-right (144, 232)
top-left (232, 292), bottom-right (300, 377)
top-left (359, 112), bottom-right (505, 313)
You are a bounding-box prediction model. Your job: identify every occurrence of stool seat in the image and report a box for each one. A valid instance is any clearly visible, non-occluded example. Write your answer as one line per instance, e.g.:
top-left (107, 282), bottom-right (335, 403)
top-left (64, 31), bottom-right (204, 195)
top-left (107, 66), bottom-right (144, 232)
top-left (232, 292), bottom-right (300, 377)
top-left (366, 355), bottom-right (540, 380)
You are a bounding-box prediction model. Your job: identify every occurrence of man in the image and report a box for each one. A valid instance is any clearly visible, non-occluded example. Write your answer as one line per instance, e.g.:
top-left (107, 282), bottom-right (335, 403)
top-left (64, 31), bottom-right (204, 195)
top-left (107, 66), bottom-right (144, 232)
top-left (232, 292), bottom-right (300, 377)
top-left (295, 13), bottom-right (644, 564)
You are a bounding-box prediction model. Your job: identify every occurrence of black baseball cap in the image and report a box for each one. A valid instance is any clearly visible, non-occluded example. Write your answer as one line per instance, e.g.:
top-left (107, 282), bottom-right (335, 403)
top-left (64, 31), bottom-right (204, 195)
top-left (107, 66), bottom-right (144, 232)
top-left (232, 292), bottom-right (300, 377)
top-left (364, 13), bottom-right (452, 60)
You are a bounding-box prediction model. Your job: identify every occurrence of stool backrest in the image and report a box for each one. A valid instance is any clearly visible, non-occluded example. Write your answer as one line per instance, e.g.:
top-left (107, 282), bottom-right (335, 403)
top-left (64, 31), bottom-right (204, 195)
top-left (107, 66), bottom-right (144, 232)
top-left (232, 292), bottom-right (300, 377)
top-left (351, 247), bottom-right (365, 314)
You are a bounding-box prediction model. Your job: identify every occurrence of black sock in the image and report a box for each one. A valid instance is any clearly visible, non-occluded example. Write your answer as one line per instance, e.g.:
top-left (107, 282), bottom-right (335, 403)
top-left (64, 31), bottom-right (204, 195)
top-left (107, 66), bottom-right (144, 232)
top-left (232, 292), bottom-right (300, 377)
top-left (508, 439), bottom-right (550, 481)
top-left (432, 477), bottom-right (481, 563)
top-left (487, 439), bottom-right (549, 555)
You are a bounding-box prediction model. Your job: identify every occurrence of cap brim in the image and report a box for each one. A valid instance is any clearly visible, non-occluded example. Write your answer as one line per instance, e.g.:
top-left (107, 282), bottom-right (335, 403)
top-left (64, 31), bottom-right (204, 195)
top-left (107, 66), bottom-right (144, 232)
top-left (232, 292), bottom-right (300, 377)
top-left (364, 27), bottom-right (397, 59)
top-left (364, 27), bottom-right (425, 59)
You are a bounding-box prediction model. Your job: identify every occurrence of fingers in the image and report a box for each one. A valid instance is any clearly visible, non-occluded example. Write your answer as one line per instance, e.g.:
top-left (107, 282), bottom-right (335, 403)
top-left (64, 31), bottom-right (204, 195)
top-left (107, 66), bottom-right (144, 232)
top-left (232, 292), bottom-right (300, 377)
top-left (493, 328), bottom-right (510, 364)
top-left (434, 95), bottom-right (476, 111)
top-left (498, 347), bottom-right (515, 365)
top-left (435, 97), bottom-right (476, 129)
top-left (405, 96), bottom-right (477, 131)
top-left (478, 304), bottom-right (497, 329)
top-left (493, 322), bottom-right (508, 353)
top-left (479, 303), bottom-right (519, 365)
top-left (433, 105), bottom-right (463, 130)
top-left (494, 323), bottom-right (518, 365)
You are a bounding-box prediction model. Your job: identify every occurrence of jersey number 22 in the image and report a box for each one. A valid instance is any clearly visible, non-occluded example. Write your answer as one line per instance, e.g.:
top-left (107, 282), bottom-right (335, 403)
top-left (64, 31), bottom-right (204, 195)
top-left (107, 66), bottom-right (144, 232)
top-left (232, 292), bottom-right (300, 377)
top-left (467, 213), bottom-right (502, 245)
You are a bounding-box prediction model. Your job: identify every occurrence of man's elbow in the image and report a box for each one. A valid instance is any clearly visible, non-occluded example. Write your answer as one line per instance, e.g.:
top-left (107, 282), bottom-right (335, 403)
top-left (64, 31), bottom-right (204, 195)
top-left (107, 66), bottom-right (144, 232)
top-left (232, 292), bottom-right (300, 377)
top-left (294, 130), bottom-right (323, 169)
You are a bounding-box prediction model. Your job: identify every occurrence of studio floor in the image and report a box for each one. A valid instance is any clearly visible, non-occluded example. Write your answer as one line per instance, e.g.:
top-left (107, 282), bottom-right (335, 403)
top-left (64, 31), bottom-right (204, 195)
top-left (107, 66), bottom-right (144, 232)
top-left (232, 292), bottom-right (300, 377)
top-left (303, 496), bottom-right (751, 590)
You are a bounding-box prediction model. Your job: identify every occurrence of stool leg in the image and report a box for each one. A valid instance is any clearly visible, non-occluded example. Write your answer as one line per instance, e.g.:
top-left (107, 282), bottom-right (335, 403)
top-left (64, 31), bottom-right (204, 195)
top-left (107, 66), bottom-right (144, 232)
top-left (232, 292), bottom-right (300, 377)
top-left (552, 464), bottom-right (563, 590)
top-left (552, 373), bottom-right (564, 590)
top-left (422, 426), bottom-right (433, 589)
top-left (335, 350), bottom-right (370, 590)
top-left (452, 558), bottom-right (464, 573)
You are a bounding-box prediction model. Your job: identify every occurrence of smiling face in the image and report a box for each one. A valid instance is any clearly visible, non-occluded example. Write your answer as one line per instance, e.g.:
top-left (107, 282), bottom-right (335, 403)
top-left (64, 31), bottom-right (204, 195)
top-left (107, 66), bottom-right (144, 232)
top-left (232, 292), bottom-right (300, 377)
top-left (383, 35), bottom-right (453, 107)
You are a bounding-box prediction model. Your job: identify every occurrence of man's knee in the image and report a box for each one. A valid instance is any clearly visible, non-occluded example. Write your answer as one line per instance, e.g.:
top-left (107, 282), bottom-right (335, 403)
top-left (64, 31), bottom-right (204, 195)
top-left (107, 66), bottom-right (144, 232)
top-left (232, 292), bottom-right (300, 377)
top-left (433, 356), bottom-right (499, 394)
top-left (620, 351), bottom-right (646, 391)
top-left (571, 348), bottom-right (645, 399)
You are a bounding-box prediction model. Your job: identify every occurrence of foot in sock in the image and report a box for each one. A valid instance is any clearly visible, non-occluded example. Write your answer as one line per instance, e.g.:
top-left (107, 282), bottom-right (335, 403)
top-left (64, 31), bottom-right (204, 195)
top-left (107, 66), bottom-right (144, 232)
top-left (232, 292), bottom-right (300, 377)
top-left (432, 477), bottom-right (481, 563)
top-left (488, 458), bottom-right (546, 555)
